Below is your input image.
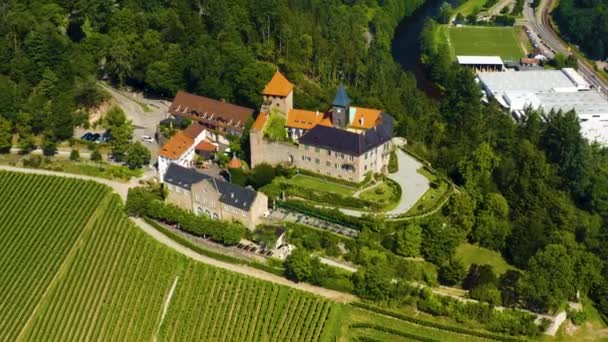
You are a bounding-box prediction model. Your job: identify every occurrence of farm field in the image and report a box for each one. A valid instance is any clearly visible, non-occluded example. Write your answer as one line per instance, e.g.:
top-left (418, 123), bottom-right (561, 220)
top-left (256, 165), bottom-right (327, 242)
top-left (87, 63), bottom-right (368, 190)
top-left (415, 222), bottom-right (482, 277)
top-left (0, 171), bottom-right (335, 341)
top-left (447, 26), bottom-right (525, 60)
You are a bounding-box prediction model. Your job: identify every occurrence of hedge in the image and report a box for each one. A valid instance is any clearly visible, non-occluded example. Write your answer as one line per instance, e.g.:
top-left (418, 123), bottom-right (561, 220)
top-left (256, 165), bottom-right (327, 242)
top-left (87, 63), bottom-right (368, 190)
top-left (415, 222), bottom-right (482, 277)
top-left (143, 217), bottom-right (285, 276)
top-left (388, 150), bottom-right (398, 173)
top-left (350, 323), bottom-right (439, 342)
top-left (351, 302), bottom-right (528, 342)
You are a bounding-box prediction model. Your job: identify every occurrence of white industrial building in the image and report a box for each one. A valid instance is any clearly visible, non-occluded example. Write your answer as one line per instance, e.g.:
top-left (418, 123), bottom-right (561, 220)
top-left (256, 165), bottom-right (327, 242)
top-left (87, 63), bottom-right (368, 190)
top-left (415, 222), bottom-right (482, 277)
top-left (457, 56), bottom-right (505, 72)
top-left (477, 68), bottom-right (608, 145)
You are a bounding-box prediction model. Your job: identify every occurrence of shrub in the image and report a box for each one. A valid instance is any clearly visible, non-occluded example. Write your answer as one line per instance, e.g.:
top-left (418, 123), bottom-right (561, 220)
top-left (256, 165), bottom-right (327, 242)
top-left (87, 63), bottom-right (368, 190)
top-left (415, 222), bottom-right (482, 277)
top-left (388, 150), bottom-right (398, 173)
top-left (70, 149), bottom-right (80, 161)
top-left (90, 150), bottom-right (102, 162)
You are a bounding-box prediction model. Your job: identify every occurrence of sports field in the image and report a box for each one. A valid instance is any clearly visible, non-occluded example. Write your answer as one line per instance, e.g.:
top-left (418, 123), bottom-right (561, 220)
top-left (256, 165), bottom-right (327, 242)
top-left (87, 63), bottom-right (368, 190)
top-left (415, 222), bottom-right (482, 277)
top-left (0, 171), bottom-right (334, 341)
top-left (447, 26), bottom-right (525, 60)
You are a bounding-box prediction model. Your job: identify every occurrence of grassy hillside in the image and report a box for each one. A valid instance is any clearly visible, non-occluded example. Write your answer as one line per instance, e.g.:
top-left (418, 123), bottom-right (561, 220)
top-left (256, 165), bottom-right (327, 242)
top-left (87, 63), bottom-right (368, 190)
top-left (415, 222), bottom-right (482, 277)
top-left (0, 172), bottom-right (334, 341)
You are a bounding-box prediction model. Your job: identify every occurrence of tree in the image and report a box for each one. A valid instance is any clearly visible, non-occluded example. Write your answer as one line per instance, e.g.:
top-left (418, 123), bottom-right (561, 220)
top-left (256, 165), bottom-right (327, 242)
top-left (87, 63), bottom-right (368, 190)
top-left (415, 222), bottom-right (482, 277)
top-left (470, 283), bottom-right (502, 306)
top-left (125, 142), bottom-right (151, 169)
top-left (284, 248), bottom-right (313, 282)
top-left (421, 218), bottom-right (461, 265)
top-left (90, 149), bottom-right (102, 162)
top-left (104, 106), bottom-right (133, 161)
top-left (438, 258), bottom-right (467, 286)
top-left (352, 265), bottom-right (394, 301)
top-left (18, 134), bottom-right (36, 154)
top-left (471, 193), bottom-right (511, 251)
top-left (247, 163), bottom-right (276, 189)
top-left (463, 264), bottom-right (498, 290)
top-left (0, 117), bottom-right (12, 153)
top-left (499, 270), bottom-right (522, 307)
top-left (443, 192), bottom-right (476, 237)
top-left (41, 136), bottom-right (57, 156)
top-left (70, 149), bottom-right (80, 161)
top-left (438, 2), bottom-right (453, 24)
top-left (519, 244), bottom-right (575, 312)
top-left (395, 223), bottom-right (422, 257)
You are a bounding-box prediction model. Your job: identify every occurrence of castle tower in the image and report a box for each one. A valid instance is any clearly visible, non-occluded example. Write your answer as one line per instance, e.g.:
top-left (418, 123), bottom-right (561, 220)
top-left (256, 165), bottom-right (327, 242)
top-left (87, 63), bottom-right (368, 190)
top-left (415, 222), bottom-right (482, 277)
top-left (332, 84), bottom-right (351, 128)
top-left (261, 70), bottom-right (294, 114)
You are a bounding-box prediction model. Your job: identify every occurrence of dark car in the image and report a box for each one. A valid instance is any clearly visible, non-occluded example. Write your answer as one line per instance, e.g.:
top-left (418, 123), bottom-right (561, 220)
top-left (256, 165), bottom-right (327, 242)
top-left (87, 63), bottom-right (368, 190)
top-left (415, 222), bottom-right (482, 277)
top-left (81, 132), bottom-right (94, 141)
top-left (101, 132), bottom-right (112, 143)
top-left (90, 133), bottom-right (101, 143)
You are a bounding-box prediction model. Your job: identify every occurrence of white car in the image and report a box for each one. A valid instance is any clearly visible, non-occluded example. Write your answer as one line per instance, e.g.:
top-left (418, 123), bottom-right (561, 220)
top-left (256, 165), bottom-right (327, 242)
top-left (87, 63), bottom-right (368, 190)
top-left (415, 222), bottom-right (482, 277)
top-left (141, 135), bottom-right (154, 143)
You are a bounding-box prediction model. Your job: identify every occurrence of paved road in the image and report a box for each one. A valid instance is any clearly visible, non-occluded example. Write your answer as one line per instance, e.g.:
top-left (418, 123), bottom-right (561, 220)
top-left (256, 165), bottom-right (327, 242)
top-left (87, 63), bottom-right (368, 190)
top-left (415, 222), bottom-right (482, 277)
top-left (0, 165), bottom-right (355, 303)
top-left (524, 0), bottom-right (608, 94)
top-left (386, 149), bottom-right (429, 216)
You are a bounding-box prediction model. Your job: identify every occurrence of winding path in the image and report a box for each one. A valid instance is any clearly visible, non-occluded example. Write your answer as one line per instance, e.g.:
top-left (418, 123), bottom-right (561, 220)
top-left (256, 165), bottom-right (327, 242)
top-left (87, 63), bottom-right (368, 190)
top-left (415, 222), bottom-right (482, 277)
top-left (0, 165), bottom-right (355, 303)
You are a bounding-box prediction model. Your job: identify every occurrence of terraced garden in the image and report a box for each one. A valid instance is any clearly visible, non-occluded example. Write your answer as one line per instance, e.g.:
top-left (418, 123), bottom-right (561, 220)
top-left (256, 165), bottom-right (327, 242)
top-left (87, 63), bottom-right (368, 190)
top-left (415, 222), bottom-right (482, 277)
top-left (0, 171), bottom-right (335, 341)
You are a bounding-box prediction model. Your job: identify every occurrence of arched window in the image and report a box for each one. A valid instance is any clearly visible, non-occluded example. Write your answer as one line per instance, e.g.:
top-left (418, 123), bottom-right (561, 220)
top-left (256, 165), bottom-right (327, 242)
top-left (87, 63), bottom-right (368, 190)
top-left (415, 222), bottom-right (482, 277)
top-left (212, 213), bottom-right (219, 220)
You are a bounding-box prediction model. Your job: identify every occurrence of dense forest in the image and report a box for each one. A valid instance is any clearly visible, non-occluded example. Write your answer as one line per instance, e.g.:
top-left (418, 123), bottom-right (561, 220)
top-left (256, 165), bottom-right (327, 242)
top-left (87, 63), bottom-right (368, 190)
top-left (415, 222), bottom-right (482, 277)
top-left (416, 19), bottom-right (608, 316)
top-left (0, 0), bottom-right (433, 151)
top-left (554, 0), bottom-right (608, 60)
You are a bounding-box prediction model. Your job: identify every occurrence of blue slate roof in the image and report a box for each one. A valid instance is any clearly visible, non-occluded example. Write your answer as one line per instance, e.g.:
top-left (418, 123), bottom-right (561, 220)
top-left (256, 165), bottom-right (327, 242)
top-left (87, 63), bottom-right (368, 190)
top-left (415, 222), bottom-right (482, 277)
top-left (332, 85), bottom-right (351, 107)
top-left (299, 113), bottom-right (393, 156)
top-left (164, 163), bottom-right (258, 211)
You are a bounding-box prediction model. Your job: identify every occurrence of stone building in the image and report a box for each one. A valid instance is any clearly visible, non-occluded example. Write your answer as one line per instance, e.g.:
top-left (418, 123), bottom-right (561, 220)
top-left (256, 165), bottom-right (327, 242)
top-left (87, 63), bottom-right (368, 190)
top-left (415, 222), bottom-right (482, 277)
top-left (250, 71), bottom-right (393, 183)
top-left (261, 71), bottom-right (294, 114)
top-left (164, 163), bottom-right (268, 230)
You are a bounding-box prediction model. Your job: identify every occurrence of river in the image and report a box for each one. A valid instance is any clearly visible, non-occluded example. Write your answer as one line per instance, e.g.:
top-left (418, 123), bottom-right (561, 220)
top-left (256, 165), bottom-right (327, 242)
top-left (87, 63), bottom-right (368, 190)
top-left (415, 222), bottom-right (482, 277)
top-left (392, 0), bottom-right (458, 96)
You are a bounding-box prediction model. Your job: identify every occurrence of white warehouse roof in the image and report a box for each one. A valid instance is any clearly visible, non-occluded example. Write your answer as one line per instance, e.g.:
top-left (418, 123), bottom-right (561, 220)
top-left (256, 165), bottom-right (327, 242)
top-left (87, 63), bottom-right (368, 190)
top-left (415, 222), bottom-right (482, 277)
top-left (457, 55), bottom-right (504, 65)
top-left (562, 68), bottom-right (591, 90)
top-left (536, 91), bottom-right (608, 116)
top-left (478, 70), bottom-right (579, 95)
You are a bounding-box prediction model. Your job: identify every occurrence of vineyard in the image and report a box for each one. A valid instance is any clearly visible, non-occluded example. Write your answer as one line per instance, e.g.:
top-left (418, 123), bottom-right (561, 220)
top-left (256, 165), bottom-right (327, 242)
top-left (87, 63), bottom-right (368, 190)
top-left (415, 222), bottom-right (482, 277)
top-left (0, 171), bottom-right (335, 341)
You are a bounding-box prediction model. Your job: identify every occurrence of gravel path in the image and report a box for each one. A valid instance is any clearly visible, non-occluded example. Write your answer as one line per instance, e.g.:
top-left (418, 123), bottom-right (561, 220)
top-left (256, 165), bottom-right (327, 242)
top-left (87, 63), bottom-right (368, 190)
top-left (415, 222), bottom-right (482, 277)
top-left (0, 166), bottom-right (355, 303)
top-left (386, 149), bottom-right (429, 215)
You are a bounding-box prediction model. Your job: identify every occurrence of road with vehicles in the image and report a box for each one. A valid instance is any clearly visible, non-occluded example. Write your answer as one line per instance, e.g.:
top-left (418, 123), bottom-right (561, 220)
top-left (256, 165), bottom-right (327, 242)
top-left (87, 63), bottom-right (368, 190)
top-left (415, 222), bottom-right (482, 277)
top-left (523, 0), bottom-right (608, 94)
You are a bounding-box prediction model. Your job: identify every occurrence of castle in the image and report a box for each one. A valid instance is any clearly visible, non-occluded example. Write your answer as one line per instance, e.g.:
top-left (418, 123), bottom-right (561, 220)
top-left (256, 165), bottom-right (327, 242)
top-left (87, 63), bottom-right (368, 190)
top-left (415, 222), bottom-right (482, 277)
top-left (250, 71), bottom-right (394, 183)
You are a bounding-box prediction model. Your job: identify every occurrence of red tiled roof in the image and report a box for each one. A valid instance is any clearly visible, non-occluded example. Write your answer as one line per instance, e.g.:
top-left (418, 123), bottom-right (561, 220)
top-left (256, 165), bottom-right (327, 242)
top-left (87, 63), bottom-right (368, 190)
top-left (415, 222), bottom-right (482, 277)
top-left (286, 109), bottom-right (332, 130)
top-left (227, 157), bottom-right (242, 169)
top-left (349, 107), bottom-right (382, 130)
top-left (195, 140), bottom-right (217, 152)
top-left (251, 112), bottom-right (268, 132)
top-left (159, 131), bottom-right (193, 159)
top-left (169, 91), bottom-right (254, 131)
top-left (262, 71), bottom-right (294, 97)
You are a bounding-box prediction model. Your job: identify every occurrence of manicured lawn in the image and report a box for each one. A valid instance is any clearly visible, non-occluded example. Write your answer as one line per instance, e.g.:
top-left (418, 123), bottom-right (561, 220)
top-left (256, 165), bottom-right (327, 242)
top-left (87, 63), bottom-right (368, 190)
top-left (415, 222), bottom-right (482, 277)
top-left (455, 243), bottom-right (516, 275)
top-left (290, 174), bottom-right (356, 196)
top-left (448, 26), bottom-right (525, 60)
top-left (452, 0), bottom-right (489, 17)
top-left (405, 167), bottom-right (450, 216)
top-left (359, 181), bottom-right (400, 210)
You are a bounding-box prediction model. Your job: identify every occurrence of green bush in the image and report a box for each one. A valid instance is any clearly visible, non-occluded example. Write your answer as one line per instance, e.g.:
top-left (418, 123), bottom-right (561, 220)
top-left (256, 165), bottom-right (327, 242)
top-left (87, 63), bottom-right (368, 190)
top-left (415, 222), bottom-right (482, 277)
top-left (388, 150), bottom-right (398, 173)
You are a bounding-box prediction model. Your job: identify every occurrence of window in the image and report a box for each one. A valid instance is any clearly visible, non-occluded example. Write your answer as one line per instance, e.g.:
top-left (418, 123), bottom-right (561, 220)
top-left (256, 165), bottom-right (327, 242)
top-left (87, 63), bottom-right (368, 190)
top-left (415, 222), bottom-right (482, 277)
top-left (315, 147), bottom-right (320, 153)
top-left (301, 155), bottom-right (306, 161)
top-left (195, 195), bottom-right (200, 202)
top-left (335, 163), bottom-right (339, 169)
top-left (327, 150), bottom-right (331, 156)
top-left (315, 158), bottom-right (319, 164)
top-left (364, 152), bottom-right (368, 160)
top-left (340, 153), bottom-right (344, 159)
top-left (326, 161), bottom-right (331, 167)
top-left (349, 156), bottom-right (354, 161)
top-left (364, 165), bottom-right (367, 171)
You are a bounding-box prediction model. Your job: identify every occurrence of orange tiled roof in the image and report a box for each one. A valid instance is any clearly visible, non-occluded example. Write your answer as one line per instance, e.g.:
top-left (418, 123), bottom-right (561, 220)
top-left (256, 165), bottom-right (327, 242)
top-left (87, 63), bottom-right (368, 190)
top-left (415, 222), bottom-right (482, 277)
top-left (349, 107), bottom-right (382, 130)
top-left (227, 157), bottom-right (242, 169)
top-left (251, 112), bottom-right (268, 132)
top-left (159, 131), bottom-right (194, 159)
top-left (195, 140), bottom-right (217, 152)
top-left (286, 109), bottom-right (332, 130)
top-left (262, 71), bottom-right (294, 97)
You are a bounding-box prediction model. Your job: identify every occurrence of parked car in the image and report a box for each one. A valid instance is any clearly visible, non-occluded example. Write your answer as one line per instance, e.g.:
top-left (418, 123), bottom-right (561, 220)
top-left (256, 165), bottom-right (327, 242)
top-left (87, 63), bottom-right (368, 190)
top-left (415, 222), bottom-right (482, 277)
top-left (91, 133), bottom-right (101, 143)
top-left (81, 132), bottom-right (94, 141)
top-left (101, 131), bottom-right (112, 143)
top-left (141, 135), bottom-right (154, 143)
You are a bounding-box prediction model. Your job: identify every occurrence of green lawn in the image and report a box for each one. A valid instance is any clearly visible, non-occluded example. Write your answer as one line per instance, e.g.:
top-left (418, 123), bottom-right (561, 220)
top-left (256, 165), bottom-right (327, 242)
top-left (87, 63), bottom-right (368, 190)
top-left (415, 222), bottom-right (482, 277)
top-left (452, 0), bottom-right (489, 18)
top-left (290, 174), bottom-right (356, 196)
top-left (448, 26), bottom-right (525, 60)
top-left (455, 243), bottom-right (516, 275)
top-left (359, 181), bottom-right (400, 210)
